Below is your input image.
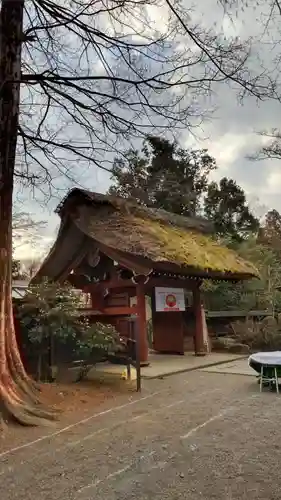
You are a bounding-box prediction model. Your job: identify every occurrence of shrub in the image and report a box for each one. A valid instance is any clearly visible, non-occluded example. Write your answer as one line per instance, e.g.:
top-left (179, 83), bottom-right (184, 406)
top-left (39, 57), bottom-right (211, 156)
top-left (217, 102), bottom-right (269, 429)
top-left (232, 316), bottom-right (281, 351)
top-left (17, 279), bottom-right (120, 381)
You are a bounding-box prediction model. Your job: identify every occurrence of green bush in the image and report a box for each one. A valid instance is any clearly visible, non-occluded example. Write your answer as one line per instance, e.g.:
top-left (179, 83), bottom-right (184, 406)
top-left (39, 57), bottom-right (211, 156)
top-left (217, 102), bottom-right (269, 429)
top-left (17, 279), bottom-right (120, 381)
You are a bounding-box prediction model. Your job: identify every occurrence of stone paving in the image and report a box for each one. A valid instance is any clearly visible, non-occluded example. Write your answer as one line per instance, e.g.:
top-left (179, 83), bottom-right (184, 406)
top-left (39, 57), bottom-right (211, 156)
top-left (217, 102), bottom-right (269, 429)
top-left (89, 353), bottom-right (247, 381)
top-left (200, 358), bottom-right (254, 377)
top-left (141, 352), bottom-right (247, 378)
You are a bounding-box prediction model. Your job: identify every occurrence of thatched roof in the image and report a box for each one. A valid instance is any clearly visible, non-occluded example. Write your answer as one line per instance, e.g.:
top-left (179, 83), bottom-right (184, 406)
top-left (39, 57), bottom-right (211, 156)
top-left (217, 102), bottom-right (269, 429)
top-left (56, 189), bottom-right (214, 233)
top-left (52, 188), bottom-right (258, 281)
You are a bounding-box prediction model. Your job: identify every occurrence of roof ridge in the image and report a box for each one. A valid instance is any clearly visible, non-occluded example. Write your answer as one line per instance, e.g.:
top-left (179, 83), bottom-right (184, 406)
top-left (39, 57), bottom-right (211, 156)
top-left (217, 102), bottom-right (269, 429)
top-left (56, 188), bottom-right (214, 235)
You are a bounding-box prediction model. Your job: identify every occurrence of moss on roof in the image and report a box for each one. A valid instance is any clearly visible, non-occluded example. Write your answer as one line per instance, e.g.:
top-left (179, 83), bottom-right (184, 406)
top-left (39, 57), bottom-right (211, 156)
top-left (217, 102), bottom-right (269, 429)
top-left (71, 200), bottom-right (259, 279)
top-left (133, 216), bottom-right (258, 276)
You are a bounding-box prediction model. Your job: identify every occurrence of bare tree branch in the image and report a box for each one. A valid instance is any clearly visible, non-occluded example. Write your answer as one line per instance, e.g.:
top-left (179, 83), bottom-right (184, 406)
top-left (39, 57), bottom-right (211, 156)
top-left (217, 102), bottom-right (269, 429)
top-left (8, 0), bottom-right (281, 196)
top-left (220, 1), bottom-right (281, 163)
top-left (13, 210), bottom-right (46, 249)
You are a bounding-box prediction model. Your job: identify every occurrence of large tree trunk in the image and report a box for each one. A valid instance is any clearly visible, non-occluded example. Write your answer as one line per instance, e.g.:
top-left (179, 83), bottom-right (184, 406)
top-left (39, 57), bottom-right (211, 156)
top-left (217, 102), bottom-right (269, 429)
top-left (0, 0), bottom-right (56, 425)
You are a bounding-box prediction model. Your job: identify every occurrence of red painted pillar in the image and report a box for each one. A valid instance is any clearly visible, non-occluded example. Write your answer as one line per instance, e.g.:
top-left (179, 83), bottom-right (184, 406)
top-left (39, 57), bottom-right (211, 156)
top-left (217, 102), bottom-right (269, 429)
top-left (136, 284), bottom-right (149, 365)
top-left (193, 286), bottom-right (206, 356)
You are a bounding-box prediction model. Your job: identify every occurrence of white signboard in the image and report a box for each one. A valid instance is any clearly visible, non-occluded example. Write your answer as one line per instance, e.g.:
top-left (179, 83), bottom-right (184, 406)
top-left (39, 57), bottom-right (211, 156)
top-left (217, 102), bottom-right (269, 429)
top-left (155, 287), bottom-right (185, 312)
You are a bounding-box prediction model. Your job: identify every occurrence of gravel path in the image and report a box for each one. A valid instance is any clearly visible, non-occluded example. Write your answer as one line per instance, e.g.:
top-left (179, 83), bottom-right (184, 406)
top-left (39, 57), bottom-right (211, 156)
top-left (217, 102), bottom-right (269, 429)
top-left (1, 370), bottom-right (280, 500)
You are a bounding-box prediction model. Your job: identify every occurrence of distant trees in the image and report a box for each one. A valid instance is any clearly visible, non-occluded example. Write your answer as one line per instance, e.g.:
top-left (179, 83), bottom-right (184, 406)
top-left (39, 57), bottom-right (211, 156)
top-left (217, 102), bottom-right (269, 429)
top-left (257, 209), bottom-right (281, 253)
top-left (11, 211), bottom-right (45, 280)
top-left (203, 209), bottom-right (281, 314)
top-left (203, 237), bottom-right (281, 313)
top-left (109, 136), bottom-right (258, 241)
top-left (109, 136), bottom-right (216, 216)
top-left (204, 178), bottom-right (260, 241)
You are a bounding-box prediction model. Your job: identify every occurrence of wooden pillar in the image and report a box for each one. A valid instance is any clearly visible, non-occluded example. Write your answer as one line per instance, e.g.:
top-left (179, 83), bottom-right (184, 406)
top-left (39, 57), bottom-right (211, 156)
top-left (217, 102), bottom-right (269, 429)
top-left (91, 291), bottom-right (103, 309)
top-left (193, 286), bottom-right (206, 356)
top-left (136, 284), bottom-right (149, 365)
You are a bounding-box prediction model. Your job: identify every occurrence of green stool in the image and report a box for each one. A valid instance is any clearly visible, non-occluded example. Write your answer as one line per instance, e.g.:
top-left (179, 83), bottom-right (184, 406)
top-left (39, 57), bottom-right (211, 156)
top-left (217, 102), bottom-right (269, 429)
top-left (260, 364), bottom-right (279, 393)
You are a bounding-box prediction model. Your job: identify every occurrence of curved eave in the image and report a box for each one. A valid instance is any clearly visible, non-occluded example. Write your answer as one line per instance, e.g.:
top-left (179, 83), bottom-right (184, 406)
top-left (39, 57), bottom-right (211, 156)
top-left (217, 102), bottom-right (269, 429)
top-left (151, 261), bottom-right (259, 282)
top-left (97, 243), bottom-right (259, 282)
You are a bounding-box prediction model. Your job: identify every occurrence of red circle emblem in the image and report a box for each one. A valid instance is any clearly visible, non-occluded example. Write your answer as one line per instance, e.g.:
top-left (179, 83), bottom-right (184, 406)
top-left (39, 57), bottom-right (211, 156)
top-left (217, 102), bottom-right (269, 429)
top-left (165, 294), bottom-right (177, 308)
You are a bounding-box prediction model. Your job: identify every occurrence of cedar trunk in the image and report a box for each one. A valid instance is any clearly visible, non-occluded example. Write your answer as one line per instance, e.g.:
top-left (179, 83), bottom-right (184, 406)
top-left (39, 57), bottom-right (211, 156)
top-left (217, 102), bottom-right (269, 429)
top-left (0, 0), bottom-right (56, 425)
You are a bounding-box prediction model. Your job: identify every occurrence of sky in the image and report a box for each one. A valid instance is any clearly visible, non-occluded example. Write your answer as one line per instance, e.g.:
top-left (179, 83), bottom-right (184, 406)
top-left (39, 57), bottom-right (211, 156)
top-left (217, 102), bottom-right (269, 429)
top-left (14, 0), bottom-right (281, 259)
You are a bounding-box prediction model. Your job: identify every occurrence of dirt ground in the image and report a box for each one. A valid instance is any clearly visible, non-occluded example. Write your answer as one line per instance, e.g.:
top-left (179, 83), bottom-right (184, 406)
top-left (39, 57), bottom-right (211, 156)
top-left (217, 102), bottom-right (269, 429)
top-left (0, 369), bottom-right (281, 500)
top-left (0, 378), bottom-right (136, 450)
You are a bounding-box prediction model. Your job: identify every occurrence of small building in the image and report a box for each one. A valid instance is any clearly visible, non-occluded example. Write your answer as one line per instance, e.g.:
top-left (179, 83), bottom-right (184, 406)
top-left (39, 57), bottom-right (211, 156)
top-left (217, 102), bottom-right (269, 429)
top-left (33, 189), bottom-right (258, 364)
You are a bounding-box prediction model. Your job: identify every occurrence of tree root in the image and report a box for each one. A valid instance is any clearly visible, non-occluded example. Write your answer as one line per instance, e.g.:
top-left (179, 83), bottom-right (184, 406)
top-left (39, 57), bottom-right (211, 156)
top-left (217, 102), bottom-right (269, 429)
top-left (0, 371), bottom-right (59, 428)
top-left (0, 381), bottom-right (59, 426)
top-left (4, 399), bottom-right (56, 427)
top-left (8, 371), bottom-right (45, 406)
top-left (0, 243), bottom-right (58, 427)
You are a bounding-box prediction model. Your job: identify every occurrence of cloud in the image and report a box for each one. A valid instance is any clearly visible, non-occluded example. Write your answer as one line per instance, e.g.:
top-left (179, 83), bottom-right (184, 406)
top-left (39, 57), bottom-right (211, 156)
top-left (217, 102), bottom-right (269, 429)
top-left (199, 132), bottom-right (251, 171)
top-left (267, 170), bottom-right (281, 192)
top-left (185, 95), bottom-right (281, 213)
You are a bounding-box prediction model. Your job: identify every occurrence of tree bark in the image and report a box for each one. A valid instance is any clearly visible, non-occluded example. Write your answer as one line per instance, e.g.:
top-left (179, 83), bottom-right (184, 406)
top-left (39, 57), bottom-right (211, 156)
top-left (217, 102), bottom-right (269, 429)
top-left (0, 0), bottom-right (56, 425)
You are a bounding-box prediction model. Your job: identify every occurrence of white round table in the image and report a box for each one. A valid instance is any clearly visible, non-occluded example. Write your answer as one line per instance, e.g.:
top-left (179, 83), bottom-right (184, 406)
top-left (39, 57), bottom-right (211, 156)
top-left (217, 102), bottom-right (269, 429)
top-left (249, 352), bottom-right (281, 393)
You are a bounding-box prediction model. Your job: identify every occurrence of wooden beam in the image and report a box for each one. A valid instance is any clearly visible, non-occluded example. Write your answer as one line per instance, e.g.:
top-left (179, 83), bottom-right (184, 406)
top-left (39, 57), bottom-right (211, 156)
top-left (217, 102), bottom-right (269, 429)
top-left (83, 275), bottom-right (196, 294)
top-left (83, 279), bottom-right (135, 293)
top-left (146, 277), bottom-right (196, 290)
top-left (136, 284), bottom-right (149, 364)
top-left (90, 291), bottom-right (104, 310)
top-left (193, 287), bottom-right (206, 356)
top-left (78, 306), bottom-right (139, 316)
